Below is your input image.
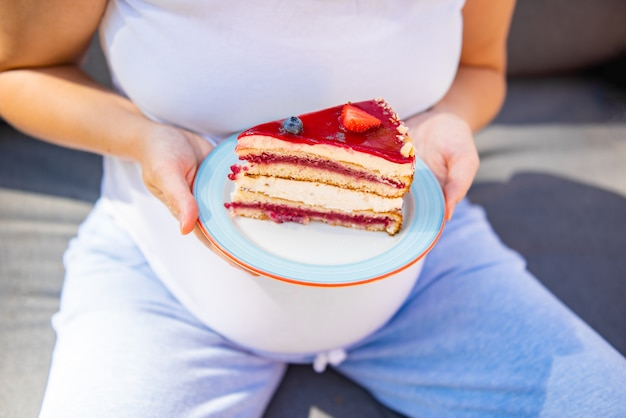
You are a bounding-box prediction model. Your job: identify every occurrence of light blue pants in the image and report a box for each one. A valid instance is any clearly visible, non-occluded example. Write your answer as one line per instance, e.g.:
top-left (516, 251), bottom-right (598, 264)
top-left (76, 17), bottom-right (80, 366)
top-left (39, 199), bottom-right (626, 417)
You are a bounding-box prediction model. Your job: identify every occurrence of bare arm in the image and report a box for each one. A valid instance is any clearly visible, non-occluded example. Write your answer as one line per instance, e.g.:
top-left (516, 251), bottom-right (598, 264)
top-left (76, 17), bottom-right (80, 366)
top-left (0, 0), bottom-right (156, 164)
top-left (0, 0), bottom-right (104, 70)
top-left (0, 1), bottom-right (212, 234)
top-left (406, 0), bottom-right (516, 219)
top-left (435, 0), bottom-right (515, 131)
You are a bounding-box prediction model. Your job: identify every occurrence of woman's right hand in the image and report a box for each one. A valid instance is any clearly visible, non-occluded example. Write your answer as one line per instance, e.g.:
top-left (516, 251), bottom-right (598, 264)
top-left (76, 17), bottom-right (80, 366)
top-left (135, 122), bottom-right (257, 272)
top-left (136, 123), bottom-right (214, 235)
top-left (0, 0), bottom-right (243, 268)
top-left (135, 122), bottom-right (254, 274)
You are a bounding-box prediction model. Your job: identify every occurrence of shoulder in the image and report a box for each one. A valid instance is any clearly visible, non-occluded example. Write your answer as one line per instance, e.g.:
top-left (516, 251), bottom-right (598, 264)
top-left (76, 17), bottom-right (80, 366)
top-left (0, 0), bottom-right (108, 71)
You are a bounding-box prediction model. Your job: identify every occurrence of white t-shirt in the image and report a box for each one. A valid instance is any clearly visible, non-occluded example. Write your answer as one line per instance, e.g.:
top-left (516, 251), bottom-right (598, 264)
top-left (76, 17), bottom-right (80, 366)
top-left (98, 0), bottom-right (464, 353)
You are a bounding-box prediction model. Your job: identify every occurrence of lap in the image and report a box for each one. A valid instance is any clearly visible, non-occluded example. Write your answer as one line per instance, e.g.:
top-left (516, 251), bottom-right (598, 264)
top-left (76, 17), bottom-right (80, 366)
top-left (339, 199), bottom-right (626, 417)
top-left (40, 200), bottom-right (626, 417)
top-left (39, 203), bottom-right (286, 418)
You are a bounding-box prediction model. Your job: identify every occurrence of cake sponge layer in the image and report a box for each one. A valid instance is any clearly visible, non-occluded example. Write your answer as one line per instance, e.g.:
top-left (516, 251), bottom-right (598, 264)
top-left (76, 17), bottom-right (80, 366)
top-left (232, 176), bottom-right (404, 213)
top-left (227, 190), bottom-right (403, 235)
top-left (237, 153), bottom-right (412, 198)
top-left (237, 135), bottom-right (414, 179)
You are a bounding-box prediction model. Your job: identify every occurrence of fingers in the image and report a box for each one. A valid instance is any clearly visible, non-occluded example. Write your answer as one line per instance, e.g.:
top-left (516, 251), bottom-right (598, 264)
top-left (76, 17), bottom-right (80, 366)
top-left (443, 180), bottom-right (464, 221)
top-left (139, 127), bottom-right (214, 235)
top-left (443, 148), bottom-right (479, 221)
top-left (168, 169), bottom-right (199, 235)
top-left (408, 111), bottom-right (479, 222)
top-left (178, 193), bottom-right (199, 235)
top-left (146, 168), bottom-right (198, 235)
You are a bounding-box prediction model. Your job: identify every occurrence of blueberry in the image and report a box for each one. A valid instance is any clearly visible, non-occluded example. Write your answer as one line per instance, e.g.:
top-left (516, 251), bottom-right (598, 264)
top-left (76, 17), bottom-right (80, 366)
top-left (282, 116), bottom-right (303, 135)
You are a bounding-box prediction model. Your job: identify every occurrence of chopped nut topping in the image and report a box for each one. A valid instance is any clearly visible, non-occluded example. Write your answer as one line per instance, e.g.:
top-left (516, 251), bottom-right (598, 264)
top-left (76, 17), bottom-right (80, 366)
top-left (400, 142), bottom-right (415, 158)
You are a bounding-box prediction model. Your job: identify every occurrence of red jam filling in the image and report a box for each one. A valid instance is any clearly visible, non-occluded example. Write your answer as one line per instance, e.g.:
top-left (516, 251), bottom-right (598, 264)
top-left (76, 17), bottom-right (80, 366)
top-left (227, 164), bottom-right (245, 181)
top-left (238, 100), bottom-right (414, 164)
top-left (238, 153), bottom-right (406, 189)
top-left (224, 202), bottom-right (393, 228)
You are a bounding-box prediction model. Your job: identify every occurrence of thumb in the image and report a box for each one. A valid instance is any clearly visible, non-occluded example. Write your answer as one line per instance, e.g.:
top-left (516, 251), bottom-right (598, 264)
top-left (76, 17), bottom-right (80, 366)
top-left (443, 154), bottom-right (478, 221)
top-left (443, 180), bottom-right (464, 221)
top-left (156, 172), bottom-right (199, 235)
top-left (177, 193), bottom-right (199, 235)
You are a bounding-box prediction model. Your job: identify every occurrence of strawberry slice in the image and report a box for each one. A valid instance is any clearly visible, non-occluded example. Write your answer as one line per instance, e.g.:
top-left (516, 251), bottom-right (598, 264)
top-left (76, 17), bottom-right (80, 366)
top-left (340, 104), bottom-right (382, 133)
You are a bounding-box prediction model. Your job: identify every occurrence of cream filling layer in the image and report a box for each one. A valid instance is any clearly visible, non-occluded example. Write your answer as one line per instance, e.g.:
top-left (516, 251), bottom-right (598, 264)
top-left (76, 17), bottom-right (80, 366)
top-left (233, 176), bottom-right (403, 213)
top-left (237, 135), bottom-right (414, 178)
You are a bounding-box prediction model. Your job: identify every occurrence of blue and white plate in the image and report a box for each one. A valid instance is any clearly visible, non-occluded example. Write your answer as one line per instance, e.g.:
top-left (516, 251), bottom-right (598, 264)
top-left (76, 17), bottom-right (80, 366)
top-left (193, 135), bottom-right (445, 286)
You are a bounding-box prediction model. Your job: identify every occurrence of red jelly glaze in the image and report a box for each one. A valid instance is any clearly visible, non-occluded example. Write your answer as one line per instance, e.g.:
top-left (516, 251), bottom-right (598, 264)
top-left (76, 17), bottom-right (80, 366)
top-left (238, 100), bottom-right (414, 164)
top-left (225, 202), bottom-right (393, 228)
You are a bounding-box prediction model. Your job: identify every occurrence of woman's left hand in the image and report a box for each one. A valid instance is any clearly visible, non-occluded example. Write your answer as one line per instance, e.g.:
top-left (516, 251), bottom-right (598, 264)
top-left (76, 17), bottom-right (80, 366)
top-left (407, 110), bottom-right (479, 221)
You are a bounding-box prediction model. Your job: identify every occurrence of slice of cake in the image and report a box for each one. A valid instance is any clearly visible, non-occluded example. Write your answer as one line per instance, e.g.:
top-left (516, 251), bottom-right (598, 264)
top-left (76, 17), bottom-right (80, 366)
top-left (225, 99), bottom-right (415, 235)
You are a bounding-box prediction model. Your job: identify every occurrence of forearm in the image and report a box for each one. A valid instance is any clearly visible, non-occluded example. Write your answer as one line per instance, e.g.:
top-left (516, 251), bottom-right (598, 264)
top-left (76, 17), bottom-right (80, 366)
top-left (403, 65), bottom-right (505, 220)
top-left (0, 65), bottom-right (156, 161)
top-left (432, 65), bottom-right (506, 132)
top-left (413, 0), bottom-right (514, 133)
